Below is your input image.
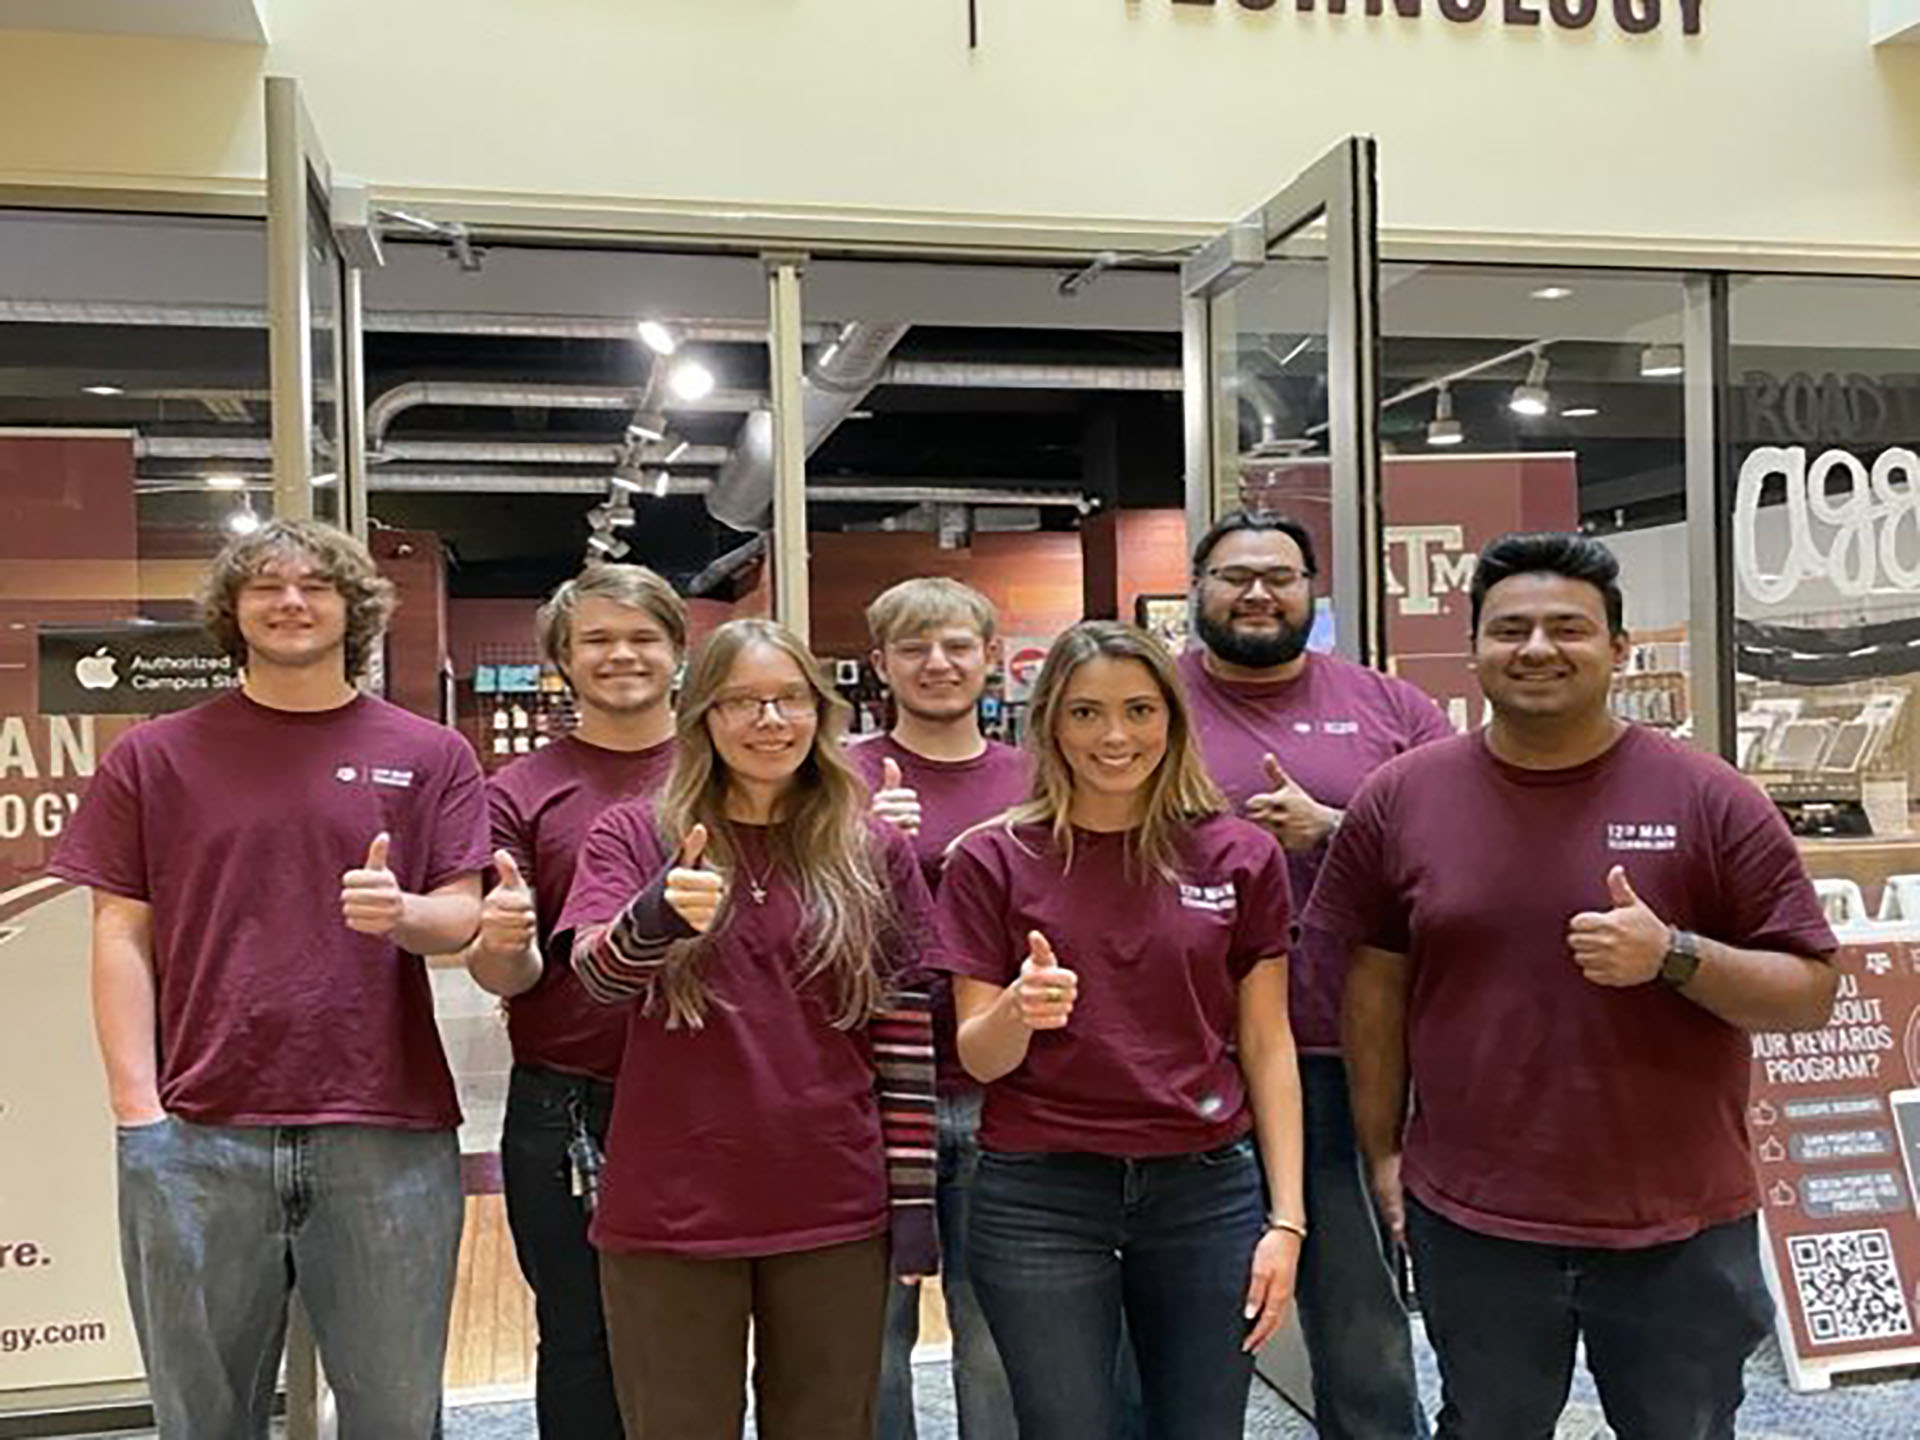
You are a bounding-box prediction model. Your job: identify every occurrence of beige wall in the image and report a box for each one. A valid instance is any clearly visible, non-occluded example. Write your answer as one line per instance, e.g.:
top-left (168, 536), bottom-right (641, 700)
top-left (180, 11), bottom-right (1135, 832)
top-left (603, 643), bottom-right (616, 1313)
top-left (2, 0), bottom-right (1920, 253)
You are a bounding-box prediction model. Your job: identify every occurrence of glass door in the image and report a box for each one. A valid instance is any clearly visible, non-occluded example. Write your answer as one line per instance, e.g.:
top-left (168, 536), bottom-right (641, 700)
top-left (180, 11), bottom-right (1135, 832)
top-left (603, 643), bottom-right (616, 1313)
top-left (267, 75), bottom-right (371, 542)
top-left (1181, 138), bottom-right (1382, 664)
top-left (1180, 139), bottom-right (1380, 1414)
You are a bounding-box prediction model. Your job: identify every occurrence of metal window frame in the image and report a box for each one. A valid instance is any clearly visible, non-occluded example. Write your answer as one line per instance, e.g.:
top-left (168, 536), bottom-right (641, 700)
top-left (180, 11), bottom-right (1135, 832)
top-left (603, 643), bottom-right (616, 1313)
top-left (266, 75), bottom-right (366, 540)
top-left (1180, 137), bottom-right (1383, 665)
top-left (1684, 273), bottom-right (1734, 762)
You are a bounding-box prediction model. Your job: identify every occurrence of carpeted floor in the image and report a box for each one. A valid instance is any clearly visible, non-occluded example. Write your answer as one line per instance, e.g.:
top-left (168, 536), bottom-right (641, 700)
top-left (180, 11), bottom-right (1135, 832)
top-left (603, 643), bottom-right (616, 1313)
top-left (62, 1327), bottom-right (1920, 1437)
top-left (434, 1328), bottom-right (1920, 1439)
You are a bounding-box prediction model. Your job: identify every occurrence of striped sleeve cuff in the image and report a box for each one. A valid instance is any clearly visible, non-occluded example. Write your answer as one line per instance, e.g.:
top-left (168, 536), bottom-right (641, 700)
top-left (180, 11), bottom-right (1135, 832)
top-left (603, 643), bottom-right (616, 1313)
top-left (573, 871), bottom-right (695, 1005)
top-left (872, 992), bottom-right (939, 1278)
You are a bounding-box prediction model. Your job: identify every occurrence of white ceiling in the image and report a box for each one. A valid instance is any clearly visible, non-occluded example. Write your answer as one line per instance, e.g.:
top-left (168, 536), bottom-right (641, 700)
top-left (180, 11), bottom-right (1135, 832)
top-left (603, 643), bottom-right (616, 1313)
top-left (0, 0), bottom-right (266, 43)
top-left (0, 210), bottom-right (1917, 353)
top-left (1874, 0), bottom-right (1920, 45)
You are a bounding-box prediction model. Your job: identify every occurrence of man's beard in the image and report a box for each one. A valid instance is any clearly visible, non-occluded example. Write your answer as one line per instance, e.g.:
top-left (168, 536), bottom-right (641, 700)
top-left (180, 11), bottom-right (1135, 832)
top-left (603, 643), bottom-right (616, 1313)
top-left (1195, 606), bottom-right (1311, 669)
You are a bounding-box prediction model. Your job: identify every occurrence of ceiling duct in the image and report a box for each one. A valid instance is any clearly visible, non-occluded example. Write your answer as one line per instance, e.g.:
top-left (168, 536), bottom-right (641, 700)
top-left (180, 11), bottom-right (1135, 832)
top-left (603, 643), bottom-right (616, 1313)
top-left (365, 380), bottom-right (759, 448)
top-left (706, 321), bottom-right (911, 532)
top-left (883, 361), bottom-right (1182, 392)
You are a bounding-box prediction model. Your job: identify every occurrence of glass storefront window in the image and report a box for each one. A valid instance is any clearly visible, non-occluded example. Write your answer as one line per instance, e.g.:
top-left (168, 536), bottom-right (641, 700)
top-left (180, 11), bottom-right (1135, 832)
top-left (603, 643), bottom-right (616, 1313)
top-left (1729, 275), bottom-right (1920, 914)
top-left (1376, 264), bottom-right (1690, 730)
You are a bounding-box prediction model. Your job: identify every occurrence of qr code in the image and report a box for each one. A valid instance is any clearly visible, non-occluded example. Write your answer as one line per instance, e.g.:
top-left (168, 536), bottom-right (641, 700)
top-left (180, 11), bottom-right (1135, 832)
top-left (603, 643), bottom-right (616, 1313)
top-left (1787, 1229), bottom-right (1913, 1345)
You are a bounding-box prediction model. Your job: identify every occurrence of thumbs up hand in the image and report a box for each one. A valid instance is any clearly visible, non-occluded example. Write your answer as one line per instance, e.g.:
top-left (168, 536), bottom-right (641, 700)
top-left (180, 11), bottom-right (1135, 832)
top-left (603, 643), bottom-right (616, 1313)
top-left (1010, 930), bottom-right (1078, 1031)
top-left (1245, 753), bottom-right (1340, 854)
top-left (870, 756), bottom-right (923, 836)
top-left (665, 824), bottom-right (728, 934)
top-left (342, 832), bottom-right (406, 936)
top-left (477, 849), bottom-right (537, 956)
top-left (1567, 864), bottom-right (1670, 987)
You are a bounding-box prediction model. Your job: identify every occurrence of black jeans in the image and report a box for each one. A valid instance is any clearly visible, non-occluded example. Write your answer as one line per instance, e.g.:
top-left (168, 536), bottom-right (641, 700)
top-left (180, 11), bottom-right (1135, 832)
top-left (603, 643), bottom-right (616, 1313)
top-left (501, 1064), bottom-right (622, 1440)
top-left (1406, 1197), bottom-right (1774, 1440)
top-left (969, 1140), bottom-right (1267, 1440)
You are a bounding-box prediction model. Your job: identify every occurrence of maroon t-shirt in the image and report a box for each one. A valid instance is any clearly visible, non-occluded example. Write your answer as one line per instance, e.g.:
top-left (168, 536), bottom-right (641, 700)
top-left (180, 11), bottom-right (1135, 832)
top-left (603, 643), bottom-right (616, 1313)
top-left (932, 814), bottom-right (1293, 1158)
top-left (849, 733), bottom-right (1033, 1094)
top-left (1305, 726), bottom-right (1836, 1249)
top-left (488, 734), bottom-right (676, 1080)
top-left (556, 809), bottom-right (938, 1258)
top-left (51, 690), bottom-right (490, 1129)
top-left (1179, 648), bottom-right (1451, 1054)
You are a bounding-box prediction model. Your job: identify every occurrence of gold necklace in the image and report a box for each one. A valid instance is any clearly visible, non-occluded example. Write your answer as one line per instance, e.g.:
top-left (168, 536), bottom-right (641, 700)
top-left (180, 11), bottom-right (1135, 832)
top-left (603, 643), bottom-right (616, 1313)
top-left (735, 841), bottom-right (775, 905)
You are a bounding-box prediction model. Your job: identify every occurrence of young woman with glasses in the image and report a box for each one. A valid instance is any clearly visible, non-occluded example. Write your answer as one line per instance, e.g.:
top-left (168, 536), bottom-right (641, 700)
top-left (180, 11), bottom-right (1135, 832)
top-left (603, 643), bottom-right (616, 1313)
top-left (932, 620), bottom-right (1305, 1440)
top-left (557, 618), bottom-right (938, 1439)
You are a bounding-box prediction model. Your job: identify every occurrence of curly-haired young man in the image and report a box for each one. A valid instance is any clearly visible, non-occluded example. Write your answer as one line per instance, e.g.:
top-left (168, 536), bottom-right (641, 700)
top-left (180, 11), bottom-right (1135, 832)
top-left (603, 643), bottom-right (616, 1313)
top-left (53, 518), bottom-right (489, 1439)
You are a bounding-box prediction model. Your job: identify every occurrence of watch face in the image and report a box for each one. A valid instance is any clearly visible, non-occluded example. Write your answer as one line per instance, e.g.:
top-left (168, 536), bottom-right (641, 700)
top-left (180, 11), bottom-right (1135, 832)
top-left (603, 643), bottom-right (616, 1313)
top-left (1661, 933), bottom-right (1701, 987)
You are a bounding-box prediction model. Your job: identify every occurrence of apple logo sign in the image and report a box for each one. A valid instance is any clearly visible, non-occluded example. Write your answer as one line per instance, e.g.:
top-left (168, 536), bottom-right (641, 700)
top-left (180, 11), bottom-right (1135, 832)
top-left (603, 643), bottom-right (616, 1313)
top-left (75, 646), bottom-right (120, 691)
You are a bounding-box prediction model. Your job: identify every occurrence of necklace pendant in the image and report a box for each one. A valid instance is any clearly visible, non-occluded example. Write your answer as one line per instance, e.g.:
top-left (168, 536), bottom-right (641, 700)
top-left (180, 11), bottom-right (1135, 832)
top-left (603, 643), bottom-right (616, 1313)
top-left (749, 882), bottom-right (767, 905)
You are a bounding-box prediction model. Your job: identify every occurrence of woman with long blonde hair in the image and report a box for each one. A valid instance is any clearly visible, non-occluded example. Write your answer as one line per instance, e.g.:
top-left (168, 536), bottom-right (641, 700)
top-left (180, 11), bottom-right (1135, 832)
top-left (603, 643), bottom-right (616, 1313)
top-left (932, 620), bottom-right (1305, 1440)
top-left (557, 618), bottom-right (937, 1439)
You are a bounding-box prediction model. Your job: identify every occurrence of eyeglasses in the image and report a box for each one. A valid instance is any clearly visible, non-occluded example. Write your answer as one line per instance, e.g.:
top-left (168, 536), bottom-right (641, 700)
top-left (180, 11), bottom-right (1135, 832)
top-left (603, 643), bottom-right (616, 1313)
top-left (712, 689), bottom-right (818, 725)
top-left (1202, 565), bottom-right (1310, 594)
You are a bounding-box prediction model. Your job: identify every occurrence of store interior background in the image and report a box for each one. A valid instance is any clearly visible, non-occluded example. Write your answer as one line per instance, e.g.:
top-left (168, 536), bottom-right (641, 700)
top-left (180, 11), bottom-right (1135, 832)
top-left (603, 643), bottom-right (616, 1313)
top-left (8, 202), bottom-right (1920, 1399)
top-left (7, 0), bottom-right (1920, 1424)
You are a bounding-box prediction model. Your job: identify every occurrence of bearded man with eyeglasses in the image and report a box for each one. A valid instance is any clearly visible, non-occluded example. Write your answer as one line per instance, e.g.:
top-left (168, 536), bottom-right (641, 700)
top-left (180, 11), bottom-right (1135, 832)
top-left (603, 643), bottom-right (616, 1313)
top-left (1177, 509), bottom-right (1450, 1440)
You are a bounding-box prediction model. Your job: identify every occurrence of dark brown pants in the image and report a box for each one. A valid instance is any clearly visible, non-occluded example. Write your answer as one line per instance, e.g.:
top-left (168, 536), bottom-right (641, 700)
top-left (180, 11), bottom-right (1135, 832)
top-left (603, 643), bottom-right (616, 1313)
top-left (599, 1233), bottom-right (890, 1440)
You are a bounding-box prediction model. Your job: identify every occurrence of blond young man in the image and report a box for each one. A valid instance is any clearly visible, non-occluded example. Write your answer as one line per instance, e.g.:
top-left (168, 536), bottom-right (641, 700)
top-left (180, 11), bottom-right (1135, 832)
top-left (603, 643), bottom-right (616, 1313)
top-left (853, 578), bottom-right (1028, 1440)
top-left (464, 564), bottom-right (686, 1439)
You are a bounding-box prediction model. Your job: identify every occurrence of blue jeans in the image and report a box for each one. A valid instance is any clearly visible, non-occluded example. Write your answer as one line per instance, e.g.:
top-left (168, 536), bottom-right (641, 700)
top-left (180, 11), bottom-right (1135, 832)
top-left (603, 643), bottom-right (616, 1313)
top-left (116, 1117), bottom-right (463, 1440)
top-left (876, 1090), bottom-right (1016, 1440)
top-left (968, 1137), bottom-right (1267, 1440)
top-left (1406, 1197), bottom-right (1774, 1440)
top-left (1297, 1055), bottom-right (1429, 1439)
top-left (501, 1065), bottom-right (623, 1439)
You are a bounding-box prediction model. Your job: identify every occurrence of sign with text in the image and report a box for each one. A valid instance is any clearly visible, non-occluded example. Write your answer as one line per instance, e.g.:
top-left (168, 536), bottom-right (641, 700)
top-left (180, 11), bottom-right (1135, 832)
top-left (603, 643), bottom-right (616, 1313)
top-left (1156, 0), bottom-right (1705, 37)
top-left (37, 624), bottom-right (237, 717)
top-left (1750, 933), bottom-right (1920, 1390)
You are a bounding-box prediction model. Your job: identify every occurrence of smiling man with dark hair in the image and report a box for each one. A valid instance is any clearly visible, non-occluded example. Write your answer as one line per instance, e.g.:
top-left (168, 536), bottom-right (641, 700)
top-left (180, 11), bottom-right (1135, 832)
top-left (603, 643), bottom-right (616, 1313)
top-left (1309, 529), bottom-right (1838, 1439)
top-left (1178, 508), bottom-right (1448, 1440)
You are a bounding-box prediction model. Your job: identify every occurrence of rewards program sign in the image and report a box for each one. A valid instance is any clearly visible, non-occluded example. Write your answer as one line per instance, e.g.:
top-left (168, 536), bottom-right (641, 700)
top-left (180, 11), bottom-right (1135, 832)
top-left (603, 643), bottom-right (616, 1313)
top-left (1749, 934), bottom-right (1920, 1390)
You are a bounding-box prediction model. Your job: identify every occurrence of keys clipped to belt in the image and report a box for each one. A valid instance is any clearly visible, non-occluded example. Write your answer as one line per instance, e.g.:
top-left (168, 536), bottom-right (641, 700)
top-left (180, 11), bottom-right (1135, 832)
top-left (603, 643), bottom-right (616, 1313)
top-left (565, 1101), bottom-right (604, 1214)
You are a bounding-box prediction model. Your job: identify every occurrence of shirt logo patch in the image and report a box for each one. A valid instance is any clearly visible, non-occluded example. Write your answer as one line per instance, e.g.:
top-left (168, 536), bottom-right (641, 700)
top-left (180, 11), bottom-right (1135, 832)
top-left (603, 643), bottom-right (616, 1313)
top-left (1607, 822), bottom-right (1678, 853)
top-left (1292, 722), bottom-right (1313, 734)
top-left (370, 767), bottom-right (416, 790)
top-left (334, 766), bottom-right (358, 783)
top-left (1179, 881), bottom-right (1238, 916)
top-left (1322, 720), bottom-right (1360, 735)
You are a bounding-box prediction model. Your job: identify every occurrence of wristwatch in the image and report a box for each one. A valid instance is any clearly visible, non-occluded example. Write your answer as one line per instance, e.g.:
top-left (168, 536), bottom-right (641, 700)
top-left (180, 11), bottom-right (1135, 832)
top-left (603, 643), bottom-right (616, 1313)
top-left (1659, 928), bottom-right (1701, 989)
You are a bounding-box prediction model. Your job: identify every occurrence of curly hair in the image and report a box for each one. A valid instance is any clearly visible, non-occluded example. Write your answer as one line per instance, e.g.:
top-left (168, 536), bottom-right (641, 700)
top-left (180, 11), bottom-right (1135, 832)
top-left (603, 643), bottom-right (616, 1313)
top-left (198, 519), bottom-right (396, 683)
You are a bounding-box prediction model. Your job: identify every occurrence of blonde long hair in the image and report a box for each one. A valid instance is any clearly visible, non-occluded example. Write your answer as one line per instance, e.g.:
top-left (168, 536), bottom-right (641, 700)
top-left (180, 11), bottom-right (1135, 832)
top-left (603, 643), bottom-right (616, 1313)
top-left (653, 619), bottom-right (892, 1031)
top-left (1006, 620), bottom-right (1225, 881)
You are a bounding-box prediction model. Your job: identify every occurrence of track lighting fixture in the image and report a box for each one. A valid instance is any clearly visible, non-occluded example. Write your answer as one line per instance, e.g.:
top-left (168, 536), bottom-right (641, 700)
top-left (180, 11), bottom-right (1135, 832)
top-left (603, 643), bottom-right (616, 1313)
top-left (1427, 385), bottom-right (1464, 447)
top-left (1509, 351), bottom-right (1552, 417)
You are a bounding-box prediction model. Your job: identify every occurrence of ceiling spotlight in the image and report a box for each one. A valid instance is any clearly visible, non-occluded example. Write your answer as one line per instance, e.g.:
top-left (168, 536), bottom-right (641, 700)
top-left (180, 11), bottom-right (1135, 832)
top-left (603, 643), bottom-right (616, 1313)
top-left (83, 384), bottom-right (125, 396)
top-left (204, 473), bottom-right (248, 491)
top-left (604, 503), bottom-right (636, 530)
top-left (636, 320), bottom-right (678, 357)
top-left (226, 504), bottom-right (261, 536)
top-left (587, 533), bottom-right (630, 560)
top-left (610, 471), bottom-right (644, 494)
top-left (1640, 344), bottom-right (1684, 378)
top-left (1530, 286), bottom-right (1573, 301)
top-left (1427, 385), bottom-right (1464, 447)
top-left (310, 471), bottom-right (338, 487)
top-left (664, 440), bottom-right (691, 464)
top-left (1562, 406), bottom-right (1600, 419)
top-left (1509, 352), bottom-right (1552, 418)
top-left (652, 470), bottom-right (672, 499)
top-left (626, 418), bottom-right (666, 444)
top-left (668, 361), bottom-right (716, 403)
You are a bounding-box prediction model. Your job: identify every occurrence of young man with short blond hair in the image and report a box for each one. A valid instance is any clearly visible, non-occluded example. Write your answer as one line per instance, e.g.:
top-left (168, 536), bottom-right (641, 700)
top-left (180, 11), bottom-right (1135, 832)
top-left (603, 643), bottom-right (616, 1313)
top-left (855, 576), bottom-right (1027, 1440)
top-left (465, 562), bottom-right (687, 1439)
